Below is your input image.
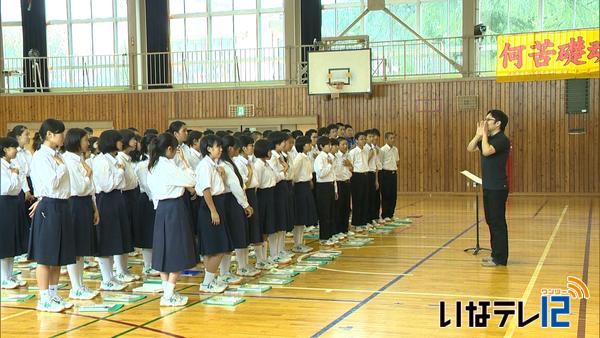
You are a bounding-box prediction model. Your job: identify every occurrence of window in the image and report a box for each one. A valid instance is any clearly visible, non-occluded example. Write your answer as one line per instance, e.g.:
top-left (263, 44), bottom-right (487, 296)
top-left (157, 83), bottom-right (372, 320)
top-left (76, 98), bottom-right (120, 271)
top-left (1, 0), bottom-right (23, 91)
top-left (44, 0), bottom-right (129, 89)
top-left (169, 0), bottom-right (285, 84)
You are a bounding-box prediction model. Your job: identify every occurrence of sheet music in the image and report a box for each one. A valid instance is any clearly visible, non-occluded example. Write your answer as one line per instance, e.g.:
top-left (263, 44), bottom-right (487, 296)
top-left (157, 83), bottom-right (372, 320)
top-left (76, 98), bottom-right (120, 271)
top-left (460, 170), bottom-right (482, 185)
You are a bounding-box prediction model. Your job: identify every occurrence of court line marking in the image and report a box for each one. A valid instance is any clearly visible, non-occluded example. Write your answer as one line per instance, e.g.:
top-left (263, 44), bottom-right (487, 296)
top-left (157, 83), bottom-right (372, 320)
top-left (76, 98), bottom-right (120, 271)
top-left (316, 266), bottom-right (412, 276)
top-left (577, 201), bottom-right (594, 338)
top-left (532, 199), bottom-right (549, 217)
top-left (503, 205), bottom-right (569, 338)
top-left (0, 309), bottom-right (32, 321)
top-left (311, 219), bottom-right (480, 337)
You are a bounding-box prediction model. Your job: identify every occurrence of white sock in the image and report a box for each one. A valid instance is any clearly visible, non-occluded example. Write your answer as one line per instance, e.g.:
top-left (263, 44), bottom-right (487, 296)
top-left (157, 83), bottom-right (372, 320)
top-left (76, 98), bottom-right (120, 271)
top-left (235, 248), bottom-right (248, 270)
top-left (293, 226), bottom-right (304, 247)
top-left (262, 243), bottom-right (268, 261)
top-left (163, 282), bottom-right (175, 298)
top-left (40, 289), bottom-right (51, 301)
top-left (76, 258), bottom-right (85, 286)
top-left (254, 244), bottom-right (265, 262)
top-left (279, 231), bottom-right (286, 253)
top-left (268, 234), bottom-right (278, 257)
top-left (203, 270), bottom-right (215, 285)
top-left (219, 254), bottom-right (231, 276)
top-left (0, 257), bottom-right (11, 281)
top-left (142, 249), bottom-right (153, 270)
top-left (114, 254), bottom-right (128, 275)
top-left (7, 258), bottom-right (14, 279)
top-left (98, 257), bottom-right (114, 282)
top-left (49, 284), bottom-right (58, 297)
top-left (67, 262), bottom-right (82, 290)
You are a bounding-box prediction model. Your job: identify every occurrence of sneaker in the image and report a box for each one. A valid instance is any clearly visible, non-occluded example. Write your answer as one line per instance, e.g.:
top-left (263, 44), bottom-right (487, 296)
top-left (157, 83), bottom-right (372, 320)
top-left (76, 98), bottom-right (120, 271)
top-left (305, 226), bottom-right (316, 232)
top-left (199, 280), bottom-right (227, 293)
top-left (128, 251), bottom-right (139, 257)
top-left (218, 273), bottom-right (242, 285)
top-left (99, 279), bottom-right (127, 291)
top-left (291, 244), bottom-right (313, 253)
top-left (53, 295), bottom-right (73, 309)
top-left (346, 231), bottom-right (355, 236)
top-left (286, 232), bottom-right (293, 237)
top-left (81, 285), bottom-right (100, 299)
top-left (255, 260), bottom-right (276, 270)
top-left (320, 239), bottom-right (336, 246)
top-left (279, 250), bottom-right (294, 259)
top-left (36, 298), bottom-right (65, 313)
top-left (10, 277), bottom-right (27, 287)
top-left (271, 256), bottom-right (291, 265)
top-left (481, 256), bottom-right (494, 263)
top-left (160, 293), bottom-right (188, 307)
top-left (114, 272), bottom-right (135, 283)
top-left (384, 217), bottom-right (392, 222)
top-left (143, 267), bottom-right (160, 277)
top-left (69, 287), bottom-right (97, 300)
top-left (83, 259), bottom-right (98, 269)
top-left (1, 279), bottom-right (18, 289)
top-left (236, 267), bottom-right (261, 277)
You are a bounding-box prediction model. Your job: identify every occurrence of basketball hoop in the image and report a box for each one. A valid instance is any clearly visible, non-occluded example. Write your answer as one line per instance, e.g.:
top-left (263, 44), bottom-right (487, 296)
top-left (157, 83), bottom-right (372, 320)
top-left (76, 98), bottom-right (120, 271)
top-left (327, 81), bottom-right (346, 99)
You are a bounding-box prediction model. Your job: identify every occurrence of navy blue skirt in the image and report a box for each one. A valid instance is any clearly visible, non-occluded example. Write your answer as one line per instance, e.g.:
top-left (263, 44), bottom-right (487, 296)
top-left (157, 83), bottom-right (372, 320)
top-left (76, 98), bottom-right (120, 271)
top-left (68, 195), bottom-right (97, 257)
top-left (134, 192), bottom-right (156, 249)
top-left (28, 198), bottom-right (76, 266)
top-left (257, 187), bottom-right (276, 235)
top-left (0, 195), bottom-right (28, 259)
top-left (285, 180), bottom-right (295, 231)
top-left (95, 190), bottom-right (133, 256)
top-left (197, 194), bottom-right (233, 256)
top-left (294, 181), bottom-right (319, 227)
top-left (152, 196), bottom-right (197, 273)
top-left (273, 181), bottom-right (289, 232)
top-left (122, 187), bottom-right (140, 243)
top-left (224, 193), bottom-right (249, 249)
top-left (245, 188), bottom-right (262, 244)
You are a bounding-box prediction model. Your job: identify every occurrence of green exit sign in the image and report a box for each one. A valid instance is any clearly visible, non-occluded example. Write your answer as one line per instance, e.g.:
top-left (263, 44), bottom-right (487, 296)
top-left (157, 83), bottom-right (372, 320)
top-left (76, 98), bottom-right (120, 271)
top-left (236, 105), bottom-right (246, 117)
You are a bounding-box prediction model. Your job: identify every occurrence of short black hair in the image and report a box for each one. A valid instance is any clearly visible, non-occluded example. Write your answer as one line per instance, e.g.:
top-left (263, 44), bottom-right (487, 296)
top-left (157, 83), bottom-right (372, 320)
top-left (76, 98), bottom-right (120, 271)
top-left (305, 129), bottom-right (317, 138)
top-left (0, 137), bottom-right (18, 157)
top-left (291, 130), bottom-right (303, 139)
top-left (327, 124), bottom-right (338, 133)
top-left (384, 132), bottom-right (395, 139)
top-left (64, 128), bottom-right (88, 153)
top-left (366, 129), bottom-right (375, 136)
top-left (84, 127), bottom-right (94, 134)
top-left (200, 134), bottom-right (222, 157)
top-left (295, 136), bottom-right (310, 153)
top-left (281, 128), bottom-right (291, 133)
top-left (239, 135), bottom-right (254, 149)
top-left (355, 131), bottom-right (366, 139)
top-left (216, 130), bottom-right (228, 138)
top-left (263, 130), bottom-right (272, 138)
top-left (371, 128), bottom-right (380, 137)
top-left (186, 130), bottom-right (203, 147)
top-left (254, 139), bottom-right (272, 158)
top-left (268, 131), bottom-right (287, 148)
top-left (119, 129), bottom-right (137, 151)
top-left (344, 124), bottom-right (353, 129)
top-left (336, 123), bottom-right (345, 128)
top-left (317, 127), bottom-right (328, 136)
top-left (8, 125), bottom-right (28, 139)
top-left (98, 130), bottom-right (123, 154)
top-left (128, 127), bottom-right (139, 132)
top-left (39, 119), bottom-right (66, 141)
top-left (168, 121), bottom-right (186, 134)
top-left (337, 137), bottom-right (348, 144)
top-left (330, 138), bottom-right (339, 146)
top-left (316, 136), bottom-right (331, 150)
top-left (144, 128), bottom-right (159, 136)
top-left (488, 109), bottom-right (509, 131)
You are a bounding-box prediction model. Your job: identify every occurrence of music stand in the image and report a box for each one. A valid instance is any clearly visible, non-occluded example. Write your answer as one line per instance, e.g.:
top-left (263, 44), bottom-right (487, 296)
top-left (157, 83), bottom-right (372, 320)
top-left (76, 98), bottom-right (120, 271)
top-left (460, 170), bottom-right (490, 255)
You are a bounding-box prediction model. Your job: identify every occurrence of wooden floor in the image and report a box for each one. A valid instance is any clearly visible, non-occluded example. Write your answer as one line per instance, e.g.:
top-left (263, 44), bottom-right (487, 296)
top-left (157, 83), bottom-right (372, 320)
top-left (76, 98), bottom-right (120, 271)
top-left (1, 195), bottom-right (598, 338)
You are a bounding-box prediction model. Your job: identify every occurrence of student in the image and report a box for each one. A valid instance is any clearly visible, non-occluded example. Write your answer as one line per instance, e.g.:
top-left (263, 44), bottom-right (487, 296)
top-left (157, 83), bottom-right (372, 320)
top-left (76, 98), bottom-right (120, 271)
top-left (147, 133), bottom-right (197, 306)
top-left (327, 124), bottom-right (339, 139)
top-left (253, 139), bottom-right (278, 270)
top-left (196, 135), bottom-right (231, 293)
top-left (91, 130), bottom-right (130, 291)
top-left (0, 137), bottom-right (28, 290)
top-left (314, 136), bottom-right (337, 245)
top-left (88, 136), bottom-right (100, 158)
top-left (168, 121), bottom-right (191, 170)
top-left (28, 119), bottom-right (75, 312)
top-left (185, 130), bottom-right (203, 170)
top-left (365, 129), bottom-right (380, 227)
top-left (134, 134), bottom-right (160, 277)
top-left (348, 132), bottom-right (370, 231)
top-left (371, 128), bottom-right (384, 224)
top-left (334, 137), bottom-right (353, 236)
top-left (282, 133), bottom-right (296, 240)
top-left (220, 136), bottom-right (256, 280)
top-left (8, 125), bottom-right (34, 204)
top-left (116, 129), bottom-right (140, 282)
top-left (267, 132), bottom-right (292, 264)
top-left (84, 127), bottom-right (94, 136)
top-left (337, 123), bottom-right (346, 139)
top-left (234, 136), bottom-right (265, 275)
top-left (379, 132), bottom-right (399, 221)
top-left (345, 124), bottom-right (356, 149)
top-left (290, 136), bottom-right (317, 253)
top-left (62, 128), bottom-right (100, 300)
top-left (305, 129), bottom-right (319, 160)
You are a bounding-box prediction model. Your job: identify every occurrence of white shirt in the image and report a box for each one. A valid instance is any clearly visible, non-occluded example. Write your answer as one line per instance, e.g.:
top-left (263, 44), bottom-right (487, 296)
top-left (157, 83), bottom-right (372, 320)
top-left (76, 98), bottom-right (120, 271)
top-left (288, 147), bottom-right (298, 163)
top-left (63, 151), bottom-right (95, 197)
top-left (366, 144), bottom-right (379, 172)
top-left (233, 155), bottom-right (258, 189)
top-left (314, 152), bottom-right (335, 183)
top-left (291, 153), bottom-right (313, 183)
top-left (174, 143), bottom-right (193, 170)
top-left (221, 161), bottom-right (249, 208)
top-left (195, 156), bottom-right (225, 196)
top-left (309, 145), bottom-right (319, 171)
top-left (92, 153), bottom-right (126, 193)
top-left (380, 144), bottom-right (399, 171)
top-left (254, 158), bottom-right (277, 189)
top-left (188, 147), bottom-right (202, 171)
top-left (117, 152), bottom-right (138, 191)
top-left (282, 152), bottom-right (294, 181)
top-left (334, 151), bottom-right (352, 181)
top-left (30, 144), bottom-right (70, 199)
top-left (1, 158), bottom-right (21, 196)
top-left (148, 156), bottom-right (196, 209)
top-left (14, 147), bottom-right (32, 192)
top-left (348, 145), bottom-right (370, 173)
top-left (267, 151), bottom-right (286, 183)
top-left (135, 157), bottom-right (152, 200)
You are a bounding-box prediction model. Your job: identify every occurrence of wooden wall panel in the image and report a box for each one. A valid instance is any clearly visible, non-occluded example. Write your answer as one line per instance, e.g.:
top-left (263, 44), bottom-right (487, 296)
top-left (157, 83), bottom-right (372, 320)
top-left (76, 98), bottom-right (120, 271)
top-left (1, 78), bottom-right (598, 193)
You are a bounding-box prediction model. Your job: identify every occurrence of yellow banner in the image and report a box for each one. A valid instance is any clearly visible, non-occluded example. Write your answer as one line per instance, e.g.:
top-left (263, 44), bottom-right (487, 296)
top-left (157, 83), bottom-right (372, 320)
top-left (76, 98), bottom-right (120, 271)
top-left (496, 29), bottom-right (600, 82)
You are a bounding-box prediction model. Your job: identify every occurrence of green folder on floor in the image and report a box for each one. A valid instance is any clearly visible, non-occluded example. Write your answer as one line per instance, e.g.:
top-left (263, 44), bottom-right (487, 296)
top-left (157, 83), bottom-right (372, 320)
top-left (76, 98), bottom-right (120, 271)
top-left (290, 265), bottom-right (317, 272)
top-left (201, 296), bottom-right (245, 306)
top-left (257, 277), bottom-right (293, 285)
top-left (144, 278), bottom-right (163, 284)
top-left (103, 294), bottom-right (146, 303)
top-left (392, 218), bottom-right (413, 224)
top-left (341, 239), bottom-right (372, 247)
top-left (83, 272), bottom-right (102, 280)
top-left (265, 268), bottom-right (299, 277)
top-left (305, 255), bottom-right (334, 262)
top-left (78, 304), bottom-right (124, 313)
top-left (235, 284), bottom-right (272, 293)
top-left (1, 294), bottom-right (35, 302)
top-left (303, 233), bottom-right (319, 239)
top-left (318, 250), bottom-right (342, 257)
top-left (297, 260), bottom-right (327, 267)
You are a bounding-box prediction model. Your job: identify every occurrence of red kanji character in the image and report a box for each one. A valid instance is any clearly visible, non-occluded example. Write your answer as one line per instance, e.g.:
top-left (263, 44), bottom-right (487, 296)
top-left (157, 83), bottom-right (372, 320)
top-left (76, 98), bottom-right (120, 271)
top-left (557, 36), bottom-right (586, 66)
top-left (528, 39), bottom-right (556, 67)
top-left (500, 42), bottom-right (526, 69)
top-left (587, 40), bottom-right (599, 63)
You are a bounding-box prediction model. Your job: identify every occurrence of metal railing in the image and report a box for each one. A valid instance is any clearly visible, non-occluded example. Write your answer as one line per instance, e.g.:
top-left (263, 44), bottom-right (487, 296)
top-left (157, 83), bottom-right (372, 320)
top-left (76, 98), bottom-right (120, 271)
top-left (0, 35), bottom-right (500, 93)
